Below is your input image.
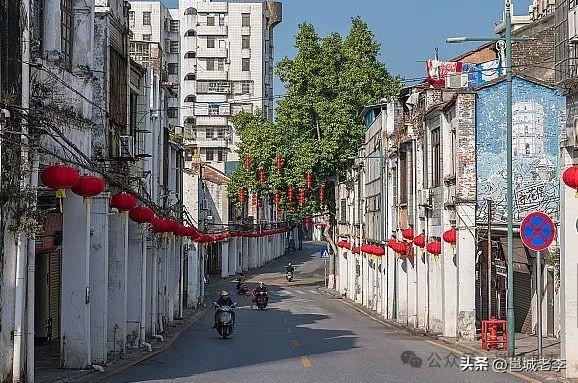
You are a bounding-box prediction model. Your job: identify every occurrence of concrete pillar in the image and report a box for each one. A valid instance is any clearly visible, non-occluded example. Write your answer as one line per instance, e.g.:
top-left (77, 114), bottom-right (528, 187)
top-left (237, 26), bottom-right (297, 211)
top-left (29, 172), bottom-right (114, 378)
top-left (107, 213), bottom-right (128, 354)
top-left (441, 237), bottom-right (458, 337)
top-left (348, 250), bottom-right (355, 301)
top-left (221, 241), bottom-right (229, 278)
top-left (228, 238), bottom-right (236, 276)
top-left (90, 195), bottom-right (109, 364)
top-left (457, 205), bottom-right (476, 340)
top-left (387, 251), bottom-right (395, 320)
top-left (167, 237), bottom-right (174, 322)
top-left (242, 237), bottom-right (249, 272)
top-left (60, 194), bottom-right (90, 368)
top-left (1, 223), bottom-right (17, 379)
top-left (397, 258), bottom-right (407, 324)
top-left (158, 238), bottom-right (167, 329)
top-left (416, 248), bottom-right (427, 330)
top-left (250, 238), bottom-right (257, 269)
top-left (407, 258), bottom-right (416, 327)
top-left (561, 147), bottom-right (578, 378)
top-left (186, 242), bottom-right (199, 308)
top-left (126, 221), bottom-right (143, 347)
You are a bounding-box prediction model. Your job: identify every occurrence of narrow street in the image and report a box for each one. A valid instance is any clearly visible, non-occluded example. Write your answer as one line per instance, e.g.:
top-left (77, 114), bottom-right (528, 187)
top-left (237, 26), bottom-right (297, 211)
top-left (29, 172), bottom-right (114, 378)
top-left (105, 243), bottom-right (523, 383)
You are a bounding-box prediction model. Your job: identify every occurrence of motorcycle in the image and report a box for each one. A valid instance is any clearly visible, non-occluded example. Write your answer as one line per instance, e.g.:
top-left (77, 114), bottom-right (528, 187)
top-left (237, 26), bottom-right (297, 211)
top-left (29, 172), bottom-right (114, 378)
top-left (213, 302), bottom-right (236, 339)
top-left (254, 291), bottom-right (268, 310)
top-left (236, 282), bottom-right (248, 295)
top-left (286, 271), bottom-right (294, 282)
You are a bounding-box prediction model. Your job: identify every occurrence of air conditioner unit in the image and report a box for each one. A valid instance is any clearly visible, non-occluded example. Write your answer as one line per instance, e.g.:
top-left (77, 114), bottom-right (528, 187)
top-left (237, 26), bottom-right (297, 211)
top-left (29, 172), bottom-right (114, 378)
top-left (118, 135), bottom-right (134, 158)
top-left (569, 9), bottom-right (578, 44)
top-left (445, 73), bottom-right (468, 89)
top-left (417, 189), bottom-right (431, 206)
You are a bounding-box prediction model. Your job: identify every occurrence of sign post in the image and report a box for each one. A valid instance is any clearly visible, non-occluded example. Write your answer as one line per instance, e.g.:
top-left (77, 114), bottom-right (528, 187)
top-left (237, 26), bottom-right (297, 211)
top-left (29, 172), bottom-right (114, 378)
top-left (321, 248), bottom-right (330, 288)
top-left (520, 211), bottom-right (556, 359)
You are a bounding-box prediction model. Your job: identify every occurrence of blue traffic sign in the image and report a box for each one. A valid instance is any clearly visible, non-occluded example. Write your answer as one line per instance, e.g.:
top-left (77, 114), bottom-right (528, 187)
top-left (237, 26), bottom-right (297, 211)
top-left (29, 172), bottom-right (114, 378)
top-left (320, 249), bottom-right (330, 259)
top-left (520, 212), bottom-right (556, 252)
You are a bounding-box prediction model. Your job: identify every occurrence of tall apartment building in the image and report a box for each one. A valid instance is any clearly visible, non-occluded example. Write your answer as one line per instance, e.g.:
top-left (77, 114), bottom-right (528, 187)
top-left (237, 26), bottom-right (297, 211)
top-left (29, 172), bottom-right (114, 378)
top-left (178, 0), bottom-right (282, 174)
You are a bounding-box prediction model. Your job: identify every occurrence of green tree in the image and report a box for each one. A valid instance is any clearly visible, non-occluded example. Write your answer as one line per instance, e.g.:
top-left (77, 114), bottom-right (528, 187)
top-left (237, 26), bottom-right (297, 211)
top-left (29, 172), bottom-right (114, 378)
top-left (228, 17), bottom-right (400, 247)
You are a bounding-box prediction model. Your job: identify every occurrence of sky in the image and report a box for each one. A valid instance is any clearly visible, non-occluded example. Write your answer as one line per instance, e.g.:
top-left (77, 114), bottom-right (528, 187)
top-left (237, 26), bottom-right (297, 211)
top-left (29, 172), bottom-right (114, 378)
top-left (149, 0), bottom-right (532, 94)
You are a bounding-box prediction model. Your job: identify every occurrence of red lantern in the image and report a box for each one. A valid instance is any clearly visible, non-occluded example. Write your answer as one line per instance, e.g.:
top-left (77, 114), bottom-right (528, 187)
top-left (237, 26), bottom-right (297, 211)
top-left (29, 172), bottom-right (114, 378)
top-left (426, 241), bottom-right (442, 256)
top-left (373, 245), bottom-right (385, 256)
top-left (388, 239), bottom-right (406, 255)
top-left (72, 175), bottom-right (105, 203)
top-left (186, 226), bottom-right (201, 240)
top-left (319, 186), bottom-right (325, 204)
top-left (243, 156), bottom-right (251, 171)
top-left (151, 217), bottom-right (170, 233)
top-left (443, 228), bottom-right (457, 245)
top-left (110, 192), bottom-right (137, 212)
top-left (238, 187), bottom-right (246, 204)
top-left (563, 166), bottom-right (578, 198)
top-left (305, 172), bottom-right (313, 188)
top-left (275, 154), bottom-right (282, 170)
top-left (175, 225), bottom-right (187, 237)
top-left (274, 191), bottom-right (281, 205)
top-left (287, 186), bottom-right (294, 202)
top-left (258, 169), bottom-right (266, 183)
top-left (352, 246), bottom-right (360, 254)
top-left (41, 164), bottom-right (80, 199)
top-left (413, 234), bottom-right (426, 248)
top-left (252, 192), bottom-right (258, 206)
top-left (258, 199), bottom-right (264, 208)
top-left (129, 206), bottom-right (155, 224)
top-left (360, 244), bottom-right (373, 254)
top-left (304, 215), bottom-right (311, 228)
top-left (167, 219), bottom-right (180, 234)
top-left (298, 188), bottom-right (306, 206)
top-left (402, 226), bottom-right (414, 241)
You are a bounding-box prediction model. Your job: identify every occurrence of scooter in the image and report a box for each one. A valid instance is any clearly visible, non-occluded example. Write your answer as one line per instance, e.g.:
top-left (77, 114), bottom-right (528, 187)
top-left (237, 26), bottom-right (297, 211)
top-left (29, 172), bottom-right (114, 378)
top-left (236, 282), bottom-right (248, 295)
top-left (255, 292), bottom-right (268, 310)
top-left (286, 271), bottom-right (294, 282)
top-left (213, 302), bottom-right (236, 339)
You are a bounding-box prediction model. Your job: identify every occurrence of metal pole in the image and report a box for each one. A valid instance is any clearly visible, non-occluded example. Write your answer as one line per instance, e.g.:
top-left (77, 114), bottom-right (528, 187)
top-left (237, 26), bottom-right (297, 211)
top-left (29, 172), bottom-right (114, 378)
top-left (487, 200), bottom-right (493, 319)
top-left (505, 0), bottom-right (516, 357)
top-left (536, 250), bottom-right (543, 358)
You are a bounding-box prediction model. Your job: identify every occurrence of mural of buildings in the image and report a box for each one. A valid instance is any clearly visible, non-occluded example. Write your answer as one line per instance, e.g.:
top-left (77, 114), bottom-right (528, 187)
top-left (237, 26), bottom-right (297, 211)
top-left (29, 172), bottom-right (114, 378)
top-left (476, 76), bottom-right (565, 224)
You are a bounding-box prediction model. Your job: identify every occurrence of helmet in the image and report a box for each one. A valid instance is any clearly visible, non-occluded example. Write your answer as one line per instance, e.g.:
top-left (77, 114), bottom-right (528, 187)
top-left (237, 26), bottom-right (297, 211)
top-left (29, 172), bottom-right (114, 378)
top-left (259, 281), bottom-right (264, 286)
top-left (220, 291), bottom-right (229, 297)
top-left (288, 263), bottom-right (292, 266)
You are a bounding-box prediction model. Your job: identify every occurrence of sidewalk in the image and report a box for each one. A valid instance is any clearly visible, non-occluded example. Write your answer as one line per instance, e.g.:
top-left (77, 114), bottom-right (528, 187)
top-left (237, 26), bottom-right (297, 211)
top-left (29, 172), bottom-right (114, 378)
top-left (319, 287), bottom-right (574, 383)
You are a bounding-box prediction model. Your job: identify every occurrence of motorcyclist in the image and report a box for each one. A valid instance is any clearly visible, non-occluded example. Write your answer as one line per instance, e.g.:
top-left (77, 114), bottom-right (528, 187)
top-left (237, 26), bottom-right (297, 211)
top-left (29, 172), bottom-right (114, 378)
top-left (236, 276), bottom-right (245, 293)
top-left (212, 291), bottom-right (235, 329)
top-left (252, 281), bottom-right (269, 306)
top-left (286, 263), bottom-right (295, 274)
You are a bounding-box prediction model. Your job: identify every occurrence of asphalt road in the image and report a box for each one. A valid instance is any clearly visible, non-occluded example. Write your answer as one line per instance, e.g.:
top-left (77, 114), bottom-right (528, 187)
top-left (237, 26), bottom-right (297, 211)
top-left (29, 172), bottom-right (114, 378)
top-left (106, 242), bottom-right (525, 383)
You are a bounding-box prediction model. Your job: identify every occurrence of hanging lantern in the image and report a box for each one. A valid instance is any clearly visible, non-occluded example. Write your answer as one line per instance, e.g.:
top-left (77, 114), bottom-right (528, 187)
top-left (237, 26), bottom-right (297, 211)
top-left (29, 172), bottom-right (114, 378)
top-left (110, 192), bottom-right (137, 212)
top-left (319, 186), bottom-right (325, 204)
top-left (563, 166), bottom-right (578, 198)
top-left (274, 191), bottom-right (281, 205)
top-left (258, 199), bottom-right (264, 208)
top-left (304, 215), bottom-right (311, 228)
top-left (298, 188), bottom-right (306, 206)
top-left (426, 241), bottom-right (442, 256)
top-left (151, 217), bottom-right (170, 233)
top-left (360, 244), bottom-right (373, 254)
top-left (275, 154), bottom-right (283, 171)
top-left (287, 185), bottom-right (294, 202)
top-left (413, 233), bottom-right (426, 249)
top-left (41, 164), bottom-right (80, 203)
top-left (443, 228), bottom-right (457, 246)
top-left (305, 172), bottom-right (313, 188)
top-left (252, 192), bottom-right (258, 206)
top-left (373, 245), bottom-right (385, 256)
top-left (71, 174), bottom-right (106, 204)
top-left (352, 246), bottom-right (360, 254)
top-left (129, 206), bottom-right (154, 224)
top-left (387, 239), bottom-right (406, 255)
top-left (258, 169), bottom-right (266, 183)
top-left (167, 219), bottom-right (180, 235)
top-left (243, 156), bottom-right (251, 171)
top-left (175, 225), bottom-right (187, 237)
top-left (238, 187), bottom-right (246, 204)
top-left (402, 226), bottom-right (414, 241)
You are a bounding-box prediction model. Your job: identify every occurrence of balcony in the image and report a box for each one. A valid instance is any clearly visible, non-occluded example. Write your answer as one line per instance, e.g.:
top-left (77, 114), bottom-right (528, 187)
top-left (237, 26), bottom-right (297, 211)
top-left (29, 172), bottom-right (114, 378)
top-left (196, 81), bottom-right (232, 94)
top-left (197, 25), bottom-right (228, 36)
top-left (197, 47), bottom-right (228, 58)
top-left (232, 71), bottom-right (252, 81)
top-left (194, 137), bottom-right (230, 148)
top-left (196, 2), bottom-right (228, 13)
top-left (196, 70), bottom-right (229, 81)
top-left (195, 116), bottom-right (229, 126)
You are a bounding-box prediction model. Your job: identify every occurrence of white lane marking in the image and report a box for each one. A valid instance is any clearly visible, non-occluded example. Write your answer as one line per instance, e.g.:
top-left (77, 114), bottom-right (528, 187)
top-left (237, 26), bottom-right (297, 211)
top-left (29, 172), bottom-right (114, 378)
top-left (295, 289), bottom-right (307, 295)
top-left (276, 290), bottom-right (292, 297)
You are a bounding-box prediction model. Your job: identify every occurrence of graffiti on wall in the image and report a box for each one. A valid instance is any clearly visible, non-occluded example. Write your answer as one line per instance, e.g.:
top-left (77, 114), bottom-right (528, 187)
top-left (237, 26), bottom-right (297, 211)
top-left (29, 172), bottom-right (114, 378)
top-left (476, 77), bottom-right (565, 224)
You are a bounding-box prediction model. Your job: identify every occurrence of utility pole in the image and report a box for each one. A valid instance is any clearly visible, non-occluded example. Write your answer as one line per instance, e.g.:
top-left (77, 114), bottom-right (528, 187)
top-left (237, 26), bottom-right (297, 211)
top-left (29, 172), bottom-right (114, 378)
top-left (487, 200), bottom-right (493, 320)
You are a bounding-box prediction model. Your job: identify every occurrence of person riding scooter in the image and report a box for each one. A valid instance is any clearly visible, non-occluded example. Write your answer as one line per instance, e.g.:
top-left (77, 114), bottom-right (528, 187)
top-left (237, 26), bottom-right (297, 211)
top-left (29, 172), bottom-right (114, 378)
top-left (212, 291), bottom-right (236, 329)
top-left (252, 281), bottom-right (269, 307)
top-left (286, 263), bottom-right (295, 274)
top-left (236, 276), bottom-right (248, 295)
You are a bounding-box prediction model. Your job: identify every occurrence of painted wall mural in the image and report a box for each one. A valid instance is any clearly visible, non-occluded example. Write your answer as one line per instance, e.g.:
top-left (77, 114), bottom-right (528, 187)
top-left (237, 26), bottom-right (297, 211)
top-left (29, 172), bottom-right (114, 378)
top-left (476, 77), bottom-right (566, 224)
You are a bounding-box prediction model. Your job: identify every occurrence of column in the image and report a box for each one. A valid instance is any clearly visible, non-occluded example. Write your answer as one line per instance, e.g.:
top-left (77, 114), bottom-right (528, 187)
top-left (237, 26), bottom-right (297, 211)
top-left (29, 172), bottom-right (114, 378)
top-left (457, 204), bottom-right (477, 340)
top-left (107, 213), bottom-right (128, 354)
top-left (242, 237), bottom-right (249, 272)
top-left (249, 238), bottom-right (257, 269)
top-left (441, 236), bottom-right (458, 337)
top-left (406, 257), bottom-right (416, 327)
top-left (397, 258), bottom-right (407, 323)
top-left (221, 241), bottom-right (229, 278)
top-left (187, 242), bottom-right (199, 308)
top-left (158, 238), bottom-right (167, 330)
top-left (126, 221), bottom-right (143, 347)
top-left (60, 193), bottom-right (90, 368)
top-left (90, 195), bottom-right (109, 364)
top-left (228, 238), bottom-right (236, 276)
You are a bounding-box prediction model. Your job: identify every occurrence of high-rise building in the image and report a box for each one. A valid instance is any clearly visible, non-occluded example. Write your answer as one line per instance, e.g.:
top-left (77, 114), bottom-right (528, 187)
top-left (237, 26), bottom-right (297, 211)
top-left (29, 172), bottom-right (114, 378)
top-left (177, 0), bottom-right (282, 174)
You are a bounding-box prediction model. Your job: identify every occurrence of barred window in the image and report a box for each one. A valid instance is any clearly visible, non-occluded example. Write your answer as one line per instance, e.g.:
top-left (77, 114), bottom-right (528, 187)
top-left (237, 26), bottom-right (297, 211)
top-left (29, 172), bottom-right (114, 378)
top-left (60, 0), bottom-right (73, 66)
top-left (431, 127), bottom-right (441, 187)
top-left (143, 12), bottom-right (151, 25)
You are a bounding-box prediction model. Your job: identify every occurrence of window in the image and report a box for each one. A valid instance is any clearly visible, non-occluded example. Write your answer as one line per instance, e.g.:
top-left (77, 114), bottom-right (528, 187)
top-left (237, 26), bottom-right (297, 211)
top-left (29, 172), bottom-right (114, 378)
top-left (217, 126), bottom-right (227, 138)
top-left (241, 81), bottom-right (251, 94)
top-left (170, 41), bottom-right (179, 53)
top-left (219, 14), bottom-right (225, 26)
top-left (185, 29), bottom-right (196, 37)
top-left (184, 95), bottom-right (196, 103)
top-left (185, 51), bottom-right (196, 59)
top-left (129, 11), bottom-right (135, 27)
top-left (207, 36), bottom-right (215, 48)
top-left (184, 72), bottom-right (196, 80)
top-left (184, 7), bottom-right (197, 15)
top-left (170, 19), bottom-right (179, 32)
top-left (205, 148), bottom-right (214, 161)
top-left (231, 103), bottom-right (253, 114)
top-left (431, 127), bottom-right (441, 187)
top-left (399, 149), bottom-right (408, 204)
top-left (217, 148), bottom-right (226, 162)
top-left (205, 126), bottom-right (215, 138)
top-left (168, 63), bottom-right (178, 75)
top-left (242, 13), bottom-right (250, 27)
top-left (340, 199), bottom-right (347, 223)
top-left (167, 108), bottom-right (178, 119)
top-left (143, 11), bottom-right (151, 25)
top-left (143, 34), bottom-right (151, 41)
top-left (206, 58), bottom-right (215, 71)
top-left (242, 58), bottom-right (250, 71)
top-left (207, 16), bottom-right (215, 26)
top-left (109, 49), bottom-right (128, 156)
top-left (61, 0), bottom-right (73, 66)
top-left (216, 58), bottom-right (224, 71)
top-left (208, 104), bottom-right (220, 116)
top-left (242, 35), bottom-right (250, 49)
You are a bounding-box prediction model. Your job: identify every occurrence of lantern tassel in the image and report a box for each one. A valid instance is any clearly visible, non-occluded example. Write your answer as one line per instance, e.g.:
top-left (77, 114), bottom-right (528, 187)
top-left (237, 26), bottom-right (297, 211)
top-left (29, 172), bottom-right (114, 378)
top-left (58, 198), bottom-right (63, 214)
top-left (575, 189), bottom-right (578, 199)
top-left (83, 197), bottom-right (92, 206)
top-left (56, 189), bottom-right (66, 199)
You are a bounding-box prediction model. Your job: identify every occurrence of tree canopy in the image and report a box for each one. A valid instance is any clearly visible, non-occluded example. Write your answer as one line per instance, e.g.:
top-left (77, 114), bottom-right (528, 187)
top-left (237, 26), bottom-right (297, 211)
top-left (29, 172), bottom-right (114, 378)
top-left (227, 17), bottom-right (401, 223)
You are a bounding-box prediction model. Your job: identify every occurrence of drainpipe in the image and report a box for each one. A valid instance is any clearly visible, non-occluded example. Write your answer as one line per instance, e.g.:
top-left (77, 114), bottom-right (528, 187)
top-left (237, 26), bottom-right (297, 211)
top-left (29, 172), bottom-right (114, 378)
top-left (13, 1), bottom-right (31, 379)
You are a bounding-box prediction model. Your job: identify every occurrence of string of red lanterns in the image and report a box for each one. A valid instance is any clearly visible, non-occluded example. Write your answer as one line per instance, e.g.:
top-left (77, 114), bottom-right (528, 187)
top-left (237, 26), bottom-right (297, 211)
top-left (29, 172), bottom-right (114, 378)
top-left (401, 226), bottom-right (414, 241)
top-left (110, 192), bottom-right (137, 212)
top-left (563, 165), bottom-right (578, 198)
top-left (305, 172), bottom-right (313, 188)
top-left (71, 174), bottom-right (106, 204)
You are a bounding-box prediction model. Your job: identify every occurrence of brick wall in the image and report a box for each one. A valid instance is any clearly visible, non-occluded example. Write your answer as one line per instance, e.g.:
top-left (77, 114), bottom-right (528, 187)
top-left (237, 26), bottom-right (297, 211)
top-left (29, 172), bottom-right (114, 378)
top-left (512, 13), bottom-right (555, 84)
top-left (455, 93), bottom-right (476, 203)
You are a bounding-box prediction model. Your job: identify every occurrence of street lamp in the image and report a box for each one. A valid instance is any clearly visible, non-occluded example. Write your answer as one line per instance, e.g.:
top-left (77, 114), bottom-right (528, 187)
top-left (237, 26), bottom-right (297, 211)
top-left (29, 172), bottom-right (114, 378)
top-left (446, 0), bottom-right (532, 357)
